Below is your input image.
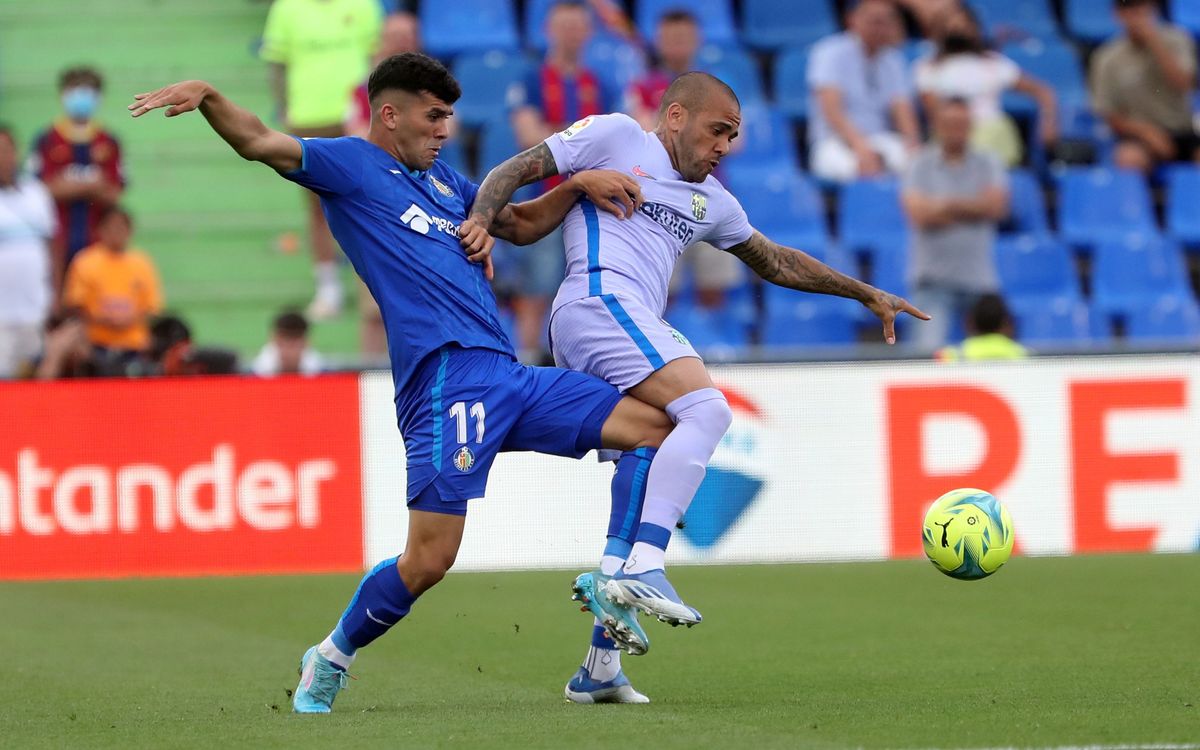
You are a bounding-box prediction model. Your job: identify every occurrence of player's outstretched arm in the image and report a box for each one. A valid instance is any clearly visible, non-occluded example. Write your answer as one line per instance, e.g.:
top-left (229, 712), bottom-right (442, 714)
top-left (487, 169), bottom-right (643, 246)
top-left (128, 81), bottom-right (301, 173)
top-left (725, 230), bottom-right (930, 344)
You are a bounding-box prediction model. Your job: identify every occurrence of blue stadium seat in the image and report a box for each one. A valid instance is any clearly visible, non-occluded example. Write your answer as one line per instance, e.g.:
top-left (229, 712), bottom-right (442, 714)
top-left (1057, 168), bottom-right (1158, 252)
top-left (1003, 169), bottom-right (1049, 236)
top-left (1126, 293), bottom-right (1200, 342)
top-left (1064, 0), bottom-right (1119, 43)
top-left (995, 235), bottom-right (1080, 300)
top-left (478, 121), bottom-right (537, 199)
top-left (1165, 164), bottom-right (1200, 248)
top-left (666, 300), bottom-right (752, 356)
top-left (1001, 39), bottom-right (1088, 119)
top-left (636, 0), bottom-right (737, 46)
top-left (772, 46), bottom-right (810, 122)
top-left (437, 137), bottom-right (469, 176)
top-left (838, 177), bottom-right (907, 265)
top-left (725, 169), bottom-right (828, 249)
top-left (1091, 234), bottom-right (1192, 319)
top-left (1009, 294), bottom-right (1095, 345)
top-left (762, 286), bottom-right (859, 347)
top-left (720, 103), bottom-right (798, 171)
top-left (583, 32), bottom-right (649, 102)
top-left (1172, 0), bottom-right (1200, 36)
top-left (696, 45), bottom-right (766, 106)
top-left (453, 51), bottom-right (531, 128)
top-left (967, 0), bottom-right (1060, 40)
top-left (742, 0), bottom-right (836, 51)
top-left (421, 0), bottom-right (519, 57)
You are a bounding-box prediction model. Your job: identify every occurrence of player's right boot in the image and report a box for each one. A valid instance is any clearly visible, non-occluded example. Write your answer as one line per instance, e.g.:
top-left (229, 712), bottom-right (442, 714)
top-left (292, 645), bottom-right (349, 714)
top-left (571, 571), bottom-right (649, 656)
top-left (564, 667), bottom-right (650, 704)
top-left (606, 569), bottom-right (703, 627)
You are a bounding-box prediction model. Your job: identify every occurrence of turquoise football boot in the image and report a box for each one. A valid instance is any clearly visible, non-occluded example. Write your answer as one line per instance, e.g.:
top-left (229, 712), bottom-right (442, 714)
top-left (292, 646), bottom-right (349, 714)
top-left (571, 571), bottom-right (649, 656)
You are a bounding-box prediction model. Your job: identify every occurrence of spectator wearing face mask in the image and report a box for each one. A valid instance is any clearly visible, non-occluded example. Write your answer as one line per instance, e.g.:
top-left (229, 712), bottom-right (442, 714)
top-left (28, 66), bottom-right (126, 289)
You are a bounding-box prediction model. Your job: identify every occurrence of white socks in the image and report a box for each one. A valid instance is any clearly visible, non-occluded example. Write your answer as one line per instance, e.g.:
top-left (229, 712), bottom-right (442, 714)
top-left (317, 634), bottom-right (355, 670)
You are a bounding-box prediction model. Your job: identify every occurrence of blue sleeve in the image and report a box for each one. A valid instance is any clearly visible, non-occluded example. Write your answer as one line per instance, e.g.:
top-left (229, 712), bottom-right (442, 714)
top-left (281, 137), bottom-right (362, 196)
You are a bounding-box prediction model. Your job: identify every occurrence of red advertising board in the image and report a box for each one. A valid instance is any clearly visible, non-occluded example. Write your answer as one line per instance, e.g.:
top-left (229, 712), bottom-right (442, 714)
top-left (0, 375), bottom-right (363, 580)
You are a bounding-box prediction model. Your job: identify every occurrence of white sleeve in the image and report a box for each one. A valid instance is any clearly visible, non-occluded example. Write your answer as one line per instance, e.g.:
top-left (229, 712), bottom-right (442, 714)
top-left (543, 112), bottom-right (642, 174)
top-left (994, 54), bottom-right (1022, 89)
top-left (28, 180), bottom-right (57, 238)
top-left (704, 188), bottom-right (754, 250)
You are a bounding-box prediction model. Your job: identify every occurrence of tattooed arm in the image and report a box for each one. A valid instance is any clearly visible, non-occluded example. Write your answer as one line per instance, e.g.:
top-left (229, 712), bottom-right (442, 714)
top-left (469, 142), bottom-right (559, 228)
top-left (725, 230), bottom-right (930, 344)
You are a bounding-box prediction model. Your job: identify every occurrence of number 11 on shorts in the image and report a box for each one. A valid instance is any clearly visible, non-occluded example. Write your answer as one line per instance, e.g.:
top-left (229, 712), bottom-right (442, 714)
top-left (449, 401), bottom-right (486, 444)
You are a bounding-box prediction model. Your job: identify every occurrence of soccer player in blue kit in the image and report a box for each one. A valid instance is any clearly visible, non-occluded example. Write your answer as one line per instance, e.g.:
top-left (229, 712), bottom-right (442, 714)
top-left (129, 53), bottom-right (671, 712)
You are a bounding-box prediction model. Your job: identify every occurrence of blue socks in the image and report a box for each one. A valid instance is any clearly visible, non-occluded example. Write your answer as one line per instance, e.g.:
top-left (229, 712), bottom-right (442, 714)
top-left (334, 556), bottom-right (417, 655)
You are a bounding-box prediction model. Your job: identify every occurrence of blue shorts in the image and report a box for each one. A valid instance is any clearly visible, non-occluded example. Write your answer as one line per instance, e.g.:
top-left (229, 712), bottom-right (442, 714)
top-left (396, 346), bottom-right (623, 515)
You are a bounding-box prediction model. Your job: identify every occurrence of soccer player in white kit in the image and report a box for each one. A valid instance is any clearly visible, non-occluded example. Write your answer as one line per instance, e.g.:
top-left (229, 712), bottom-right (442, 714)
top-left (465, 73), bottom-right (927, 702)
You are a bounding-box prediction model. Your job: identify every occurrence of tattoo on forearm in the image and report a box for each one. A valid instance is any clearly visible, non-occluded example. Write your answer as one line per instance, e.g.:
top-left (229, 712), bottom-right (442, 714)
top-left (471, 143), bottom-right (558, 225)
top-left (727, 232), bottom-right (866, 300)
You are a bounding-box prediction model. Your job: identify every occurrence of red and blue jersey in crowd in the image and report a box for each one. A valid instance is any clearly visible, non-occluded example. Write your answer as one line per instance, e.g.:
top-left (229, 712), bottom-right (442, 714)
top-left (30, 119), bottom-right (126, 264)
top-left (511, 63), bottom-right (613, 191)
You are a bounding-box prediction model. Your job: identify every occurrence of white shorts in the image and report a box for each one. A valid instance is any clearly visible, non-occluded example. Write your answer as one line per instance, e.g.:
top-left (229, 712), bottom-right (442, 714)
top-left (550, 292), bottom-right (699, 393)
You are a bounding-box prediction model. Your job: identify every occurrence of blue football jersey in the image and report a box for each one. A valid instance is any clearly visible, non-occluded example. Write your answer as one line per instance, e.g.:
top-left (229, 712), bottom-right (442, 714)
top-left (282, 137), bottom-right (515, 393)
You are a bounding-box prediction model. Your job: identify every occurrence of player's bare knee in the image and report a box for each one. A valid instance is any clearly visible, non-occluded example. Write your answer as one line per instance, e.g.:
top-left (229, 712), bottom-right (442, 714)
top-left (635, 408), bottom-right (672, 449)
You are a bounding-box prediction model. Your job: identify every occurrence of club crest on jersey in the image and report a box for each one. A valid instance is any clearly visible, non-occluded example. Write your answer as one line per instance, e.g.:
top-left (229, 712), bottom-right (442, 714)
top-left (560, 116), bottom-right (594, 139)
top-left (453, 446), bottom-right (476, 472)
top-left (429, 175), bottom-right (454, 197)
top-left (667, 325), bottom-right (690, 346)
top-left (690, 192), bottom-right (707, 221)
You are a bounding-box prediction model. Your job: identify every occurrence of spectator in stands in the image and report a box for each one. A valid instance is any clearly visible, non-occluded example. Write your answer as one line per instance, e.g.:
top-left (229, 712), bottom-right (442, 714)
top-left (902, 98), bottom-right (1010, 351)
top-left (34, 312), bottom-right (97, 380)
top-left (30, 66), bottom-right (125, 291)
top-left (345, 10), bottom-right (422, 357)
top-left (0, 125), bottom-right (57, 379)
top-left (914, 5), bottom-right (1057, 167)
top-left (253, 310), bottom-right (324, 376)
top-left (144, 315), bottom-right (193, 377)
top-left (63, 206), bottom-right (163, 359)
top-left (626, 10), bottom-right (701, 130)
top-left (893, 0), bottom-right (960, 40)
top-left (1090, 0), bottom-right (1198, 173)
top-left (505, 0), bottom-right (616, 361)
top-left (808, 0), bottom-right (921, 182)
top-left (261, 0), bottom-right (381, 320)
top-left (935, 293), bottom-right (1028, 361)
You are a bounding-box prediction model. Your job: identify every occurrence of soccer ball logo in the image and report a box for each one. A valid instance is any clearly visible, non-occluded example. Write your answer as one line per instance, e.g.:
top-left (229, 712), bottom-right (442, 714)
top-left (921, 488), bottom-right (1014, 580)
top-left (453, 446), bottom-right (475, 472)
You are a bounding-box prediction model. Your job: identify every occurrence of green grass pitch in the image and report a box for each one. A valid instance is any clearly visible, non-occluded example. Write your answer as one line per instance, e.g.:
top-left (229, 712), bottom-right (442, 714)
top-left (3, 554), bottom-right (1198, 749)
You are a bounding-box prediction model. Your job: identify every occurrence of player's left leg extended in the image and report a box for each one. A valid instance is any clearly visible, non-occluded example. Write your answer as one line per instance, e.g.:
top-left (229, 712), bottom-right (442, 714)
top-left (294, 507), bottom-right (465, 714)
top-left (607, 357), bottom-right (732, 627)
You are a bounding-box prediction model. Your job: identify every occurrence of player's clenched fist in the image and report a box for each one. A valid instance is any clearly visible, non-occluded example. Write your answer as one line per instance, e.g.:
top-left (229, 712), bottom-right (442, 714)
top-left (458, 217), bottom-right (495, 279)
top-left (570, 170), bottom-right (644, 219)
top-left (128, 80), bottom-right (212, 118)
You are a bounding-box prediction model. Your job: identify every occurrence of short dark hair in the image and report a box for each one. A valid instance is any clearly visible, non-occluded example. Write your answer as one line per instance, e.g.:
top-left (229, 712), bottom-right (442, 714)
top-left (970, 294), bottom-right (1012, 335)
top-left (659, 71), bottom-right (739, 116)
top-left (97, 204), bottom-right (133, 228)
top-left (367, 52), bottom-right (461, 105)
top-left (149, 315), bottom-right (192, 359)
top-left (59, 66), bottom-right (103, 91)
top-left (1116, 0), bottom-right (1156, 8)
top-left (658, 9), bottom-right (698, 26)
top-left (273, 310), bottom-right (310, 339)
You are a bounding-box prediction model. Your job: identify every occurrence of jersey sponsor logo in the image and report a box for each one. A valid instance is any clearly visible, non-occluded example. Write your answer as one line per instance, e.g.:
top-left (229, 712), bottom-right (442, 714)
top-left (636, 201), bottom-right (695, 246)
top-left (400, 203), bottom-right (460, 238)
top-left (429, 175), bottom-right (454, 198)
top-left (453, 446), bottom-right (475, 472)
top-left (691, 192), bottom-right (707, 222)
top-left (631, 165), bottom-right (656, 180)
top-left (560, 116), bottom-right (594, 139)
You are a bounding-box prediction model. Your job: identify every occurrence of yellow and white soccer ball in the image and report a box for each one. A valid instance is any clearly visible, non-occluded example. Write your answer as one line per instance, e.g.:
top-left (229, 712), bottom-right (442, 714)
top-left (921, 488), bottom-right (1014, 580)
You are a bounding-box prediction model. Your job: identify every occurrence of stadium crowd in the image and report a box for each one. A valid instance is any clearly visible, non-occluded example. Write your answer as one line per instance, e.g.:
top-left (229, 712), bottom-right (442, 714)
top-left (2, 0), bottom-right (1199, 381)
